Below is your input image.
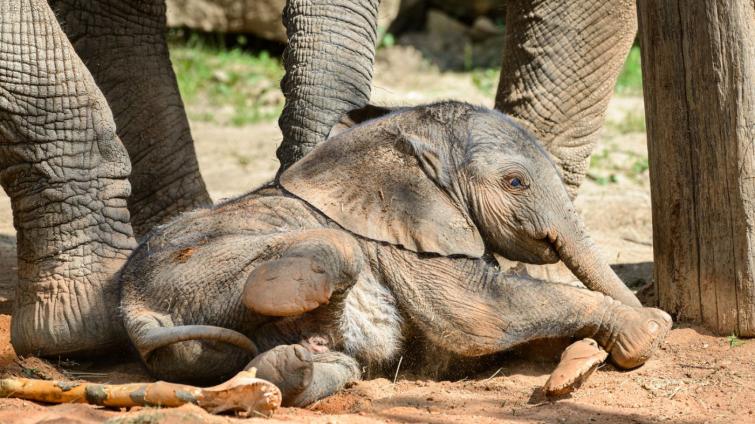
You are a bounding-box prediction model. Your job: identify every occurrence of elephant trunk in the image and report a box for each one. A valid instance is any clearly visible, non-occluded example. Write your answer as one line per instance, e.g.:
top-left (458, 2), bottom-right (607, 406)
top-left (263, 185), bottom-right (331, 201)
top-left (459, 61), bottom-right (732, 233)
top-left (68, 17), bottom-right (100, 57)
top-left (552, 211), bottom-right (642, 307)
top-left (276, 0), bottom-right (380, 173)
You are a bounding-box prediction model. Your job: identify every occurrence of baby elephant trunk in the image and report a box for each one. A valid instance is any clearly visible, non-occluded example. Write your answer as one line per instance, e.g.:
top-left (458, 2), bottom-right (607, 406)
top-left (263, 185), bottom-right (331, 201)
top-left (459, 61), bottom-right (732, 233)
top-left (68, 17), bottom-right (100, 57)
top-left (552, 217), bottom-right (642, 307)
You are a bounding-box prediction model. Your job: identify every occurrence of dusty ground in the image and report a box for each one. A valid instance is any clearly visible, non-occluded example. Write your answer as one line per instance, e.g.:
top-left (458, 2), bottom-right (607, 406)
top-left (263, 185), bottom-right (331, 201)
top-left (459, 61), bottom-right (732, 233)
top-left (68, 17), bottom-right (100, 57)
top-left (0, 45), bottom-right (752, 423)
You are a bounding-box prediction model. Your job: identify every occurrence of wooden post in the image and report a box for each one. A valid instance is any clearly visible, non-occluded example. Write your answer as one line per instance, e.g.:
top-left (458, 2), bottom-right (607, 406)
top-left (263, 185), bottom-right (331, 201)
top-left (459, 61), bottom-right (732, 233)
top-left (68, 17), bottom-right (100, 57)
top-left (637, 1), bottom-right (755, 336)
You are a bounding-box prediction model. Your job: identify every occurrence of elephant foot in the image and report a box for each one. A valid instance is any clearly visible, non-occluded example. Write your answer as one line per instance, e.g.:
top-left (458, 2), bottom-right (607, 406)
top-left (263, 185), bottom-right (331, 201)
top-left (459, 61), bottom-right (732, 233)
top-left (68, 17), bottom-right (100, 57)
top-left (246, 345), bottom-right (314, 402)
top-left (598, 305), bottom-right (672, 369)
top-left (12, 278), bottom-right (126, 357)
top-left (246, 344), bottom-right (360, 407)
top-left (544, 338), bottom-right (608, 397)
top-left (243, 257), bottom-right (333, 317)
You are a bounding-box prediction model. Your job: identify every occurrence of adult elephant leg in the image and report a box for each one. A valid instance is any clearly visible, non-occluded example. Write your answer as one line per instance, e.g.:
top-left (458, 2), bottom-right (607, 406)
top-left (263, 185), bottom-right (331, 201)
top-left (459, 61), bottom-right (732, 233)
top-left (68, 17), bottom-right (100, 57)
top-left (50, 0), bottom-right (211, 238)
top-left (276, 0), bottom-right (380, 172)
top-left (496, 0), bottom-right (637, 196)
top-left (0, 0), bottom-right (136, 356)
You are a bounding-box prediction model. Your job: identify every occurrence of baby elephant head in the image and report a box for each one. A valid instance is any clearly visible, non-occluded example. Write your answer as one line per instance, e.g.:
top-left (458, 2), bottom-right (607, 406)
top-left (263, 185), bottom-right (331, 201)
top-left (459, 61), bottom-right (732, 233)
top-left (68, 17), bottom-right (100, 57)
top-left (281, 101), bottom-right (639, 306)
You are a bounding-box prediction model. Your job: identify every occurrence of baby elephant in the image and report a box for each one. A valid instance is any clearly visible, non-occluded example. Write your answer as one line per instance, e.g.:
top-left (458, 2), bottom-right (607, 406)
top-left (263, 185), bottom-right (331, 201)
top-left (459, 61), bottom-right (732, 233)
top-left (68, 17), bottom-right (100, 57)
top-left (119, 101), bottom-right (671, 406)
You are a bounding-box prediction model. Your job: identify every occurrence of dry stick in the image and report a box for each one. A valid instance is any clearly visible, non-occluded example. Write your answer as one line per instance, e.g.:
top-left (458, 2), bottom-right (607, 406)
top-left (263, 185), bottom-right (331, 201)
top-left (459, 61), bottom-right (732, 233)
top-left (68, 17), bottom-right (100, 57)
top-left (393, 356), bottom-right (404, 384)
top-left (0, 369), bottom-right (281, 417)
top-left (484, 368), bottom-right (503, 382)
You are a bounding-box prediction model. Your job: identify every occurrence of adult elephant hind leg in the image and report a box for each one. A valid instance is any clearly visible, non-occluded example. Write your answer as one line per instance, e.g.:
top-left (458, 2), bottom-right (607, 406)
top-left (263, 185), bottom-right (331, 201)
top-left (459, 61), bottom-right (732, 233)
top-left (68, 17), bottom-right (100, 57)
top-left (50, 0), bottom-right (212, 238)
top-left (0, 0), bottom-right (136, 356)
top-left (243, 229), bottom-right (365, 317)
top-left (247, 345), bottom-right (361, 407)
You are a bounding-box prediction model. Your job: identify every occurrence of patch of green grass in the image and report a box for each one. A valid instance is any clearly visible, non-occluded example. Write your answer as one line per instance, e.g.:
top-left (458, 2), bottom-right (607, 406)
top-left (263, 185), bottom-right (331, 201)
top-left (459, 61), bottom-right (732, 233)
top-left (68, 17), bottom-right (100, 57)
top-left (471, 68), bottom-right (500, 97)
top-left (631, 157), bottom-right (649, 175)
top-left (588, 143), bottom-right (649, 185)
top-left (377, 26), bottom-right (396, 49)
top-left (727, 333), bottom-right (745, 348)
top-left (169, 33), bottom-right (284, 126)
top-left (616, 45), bottom-right (643, 95)
top-left (608, 109), bottom-right (646, 134)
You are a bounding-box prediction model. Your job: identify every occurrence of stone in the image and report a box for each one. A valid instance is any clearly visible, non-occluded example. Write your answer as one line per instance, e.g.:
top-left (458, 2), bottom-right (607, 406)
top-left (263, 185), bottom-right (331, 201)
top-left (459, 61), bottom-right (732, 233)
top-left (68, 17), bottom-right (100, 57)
top-left (166, 0), bottom-right (401, 43)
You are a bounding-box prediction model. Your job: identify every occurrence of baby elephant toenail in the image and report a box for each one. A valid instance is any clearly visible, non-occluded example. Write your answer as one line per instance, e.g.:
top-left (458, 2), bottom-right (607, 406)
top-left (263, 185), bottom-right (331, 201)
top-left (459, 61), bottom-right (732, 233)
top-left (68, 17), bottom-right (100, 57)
top-left (647, 320), bottom-right (660, 333)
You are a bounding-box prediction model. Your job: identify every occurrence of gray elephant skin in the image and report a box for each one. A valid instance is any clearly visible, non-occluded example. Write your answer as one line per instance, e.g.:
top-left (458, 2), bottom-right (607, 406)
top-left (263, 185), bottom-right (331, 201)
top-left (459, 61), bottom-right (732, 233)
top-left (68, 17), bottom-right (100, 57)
top-left (0, 0), bottom-right (641, 362)
top-left (120, 102), bottom-right (671, 406)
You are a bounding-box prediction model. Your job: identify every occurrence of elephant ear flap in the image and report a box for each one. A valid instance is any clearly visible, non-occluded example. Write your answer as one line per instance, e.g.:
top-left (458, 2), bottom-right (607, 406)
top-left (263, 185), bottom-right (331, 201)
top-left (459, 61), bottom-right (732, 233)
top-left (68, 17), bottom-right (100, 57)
top-left (328, 104), bottom-right (394, 138)
top-left (280, 121), bottom-right (485, 257)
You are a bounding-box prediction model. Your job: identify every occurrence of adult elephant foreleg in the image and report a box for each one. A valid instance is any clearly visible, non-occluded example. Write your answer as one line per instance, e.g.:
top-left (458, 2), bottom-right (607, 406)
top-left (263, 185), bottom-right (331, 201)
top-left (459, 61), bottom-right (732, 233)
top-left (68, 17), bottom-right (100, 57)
top-left (50, 0), bottom-right (212, 238)
top-left (496, 0), bottom-right (637, 196)
top-left (0, 0), bottom-right (136, 356)
top-left (276, 0), bottom-right (380, 172)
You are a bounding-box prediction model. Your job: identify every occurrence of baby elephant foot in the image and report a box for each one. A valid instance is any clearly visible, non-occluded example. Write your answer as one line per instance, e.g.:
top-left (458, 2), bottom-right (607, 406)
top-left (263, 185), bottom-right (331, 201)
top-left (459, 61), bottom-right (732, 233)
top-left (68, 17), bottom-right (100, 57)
top-left (244, 257), bottom-right (333, 316)
top-left (246, 345), bottom-right (314, 402)
top-left (598, 305), bottom-right (672, 369)
top-left (243, 229), bottom-right (364, 317)
top-left (246, 345), bottom-right (361, 407)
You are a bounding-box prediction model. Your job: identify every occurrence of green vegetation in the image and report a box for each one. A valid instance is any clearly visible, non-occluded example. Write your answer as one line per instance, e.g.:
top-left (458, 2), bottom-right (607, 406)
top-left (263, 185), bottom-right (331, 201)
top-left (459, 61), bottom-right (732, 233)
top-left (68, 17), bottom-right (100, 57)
top-left (587, 143), bottom-right (650, 186)
top-left (378, 26), bottom-right (396, 49)
top-left (615, 46), bottom-right (643, 95)
top-left (169, 33), bottom-right (284, 126)
top-left (727, 333), bottom-right (745, 348)
top-left (168, 32), bottom-right (642, 127)
top-left (607, 109), bottom-right (646, 134)
top-left (471, 68), bottom-right (499, 97)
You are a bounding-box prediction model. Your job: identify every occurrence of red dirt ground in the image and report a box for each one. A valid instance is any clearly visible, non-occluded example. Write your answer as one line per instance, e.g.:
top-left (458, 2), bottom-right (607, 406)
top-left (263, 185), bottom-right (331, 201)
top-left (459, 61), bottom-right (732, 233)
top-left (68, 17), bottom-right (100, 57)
top-left (0, 313), bottom-right (752, 423)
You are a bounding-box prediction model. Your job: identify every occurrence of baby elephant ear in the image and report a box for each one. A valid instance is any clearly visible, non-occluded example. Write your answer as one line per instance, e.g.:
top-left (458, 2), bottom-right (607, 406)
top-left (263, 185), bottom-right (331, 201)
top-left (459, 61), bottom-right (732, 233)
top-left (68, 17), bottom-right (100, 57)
top-left (280, 120), bottom-right (485, 257)
top-left (328, 104), bottom-right (394, 138)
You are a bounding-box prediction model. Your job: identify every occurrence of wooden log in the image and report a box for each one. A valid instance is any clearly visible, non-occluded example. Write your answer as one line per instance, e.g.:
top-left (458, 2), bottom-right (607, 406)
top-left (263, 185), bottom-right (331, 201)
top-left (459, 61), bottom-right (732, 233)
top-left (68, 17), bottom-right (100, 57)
top-left (0, 369), bottom-right (282, 417)
top-left (637, 1), bottom-right (755, 336)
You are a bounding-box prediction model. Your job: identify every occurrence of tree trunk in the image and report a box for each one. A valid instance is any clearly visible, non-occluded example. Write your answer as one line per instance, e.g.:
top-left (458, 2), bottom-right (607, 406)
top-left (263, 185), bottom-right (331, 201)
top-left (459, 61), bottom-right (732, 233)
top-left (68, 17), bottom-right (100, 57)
top-left (637, 1), bottom-right (755, 336)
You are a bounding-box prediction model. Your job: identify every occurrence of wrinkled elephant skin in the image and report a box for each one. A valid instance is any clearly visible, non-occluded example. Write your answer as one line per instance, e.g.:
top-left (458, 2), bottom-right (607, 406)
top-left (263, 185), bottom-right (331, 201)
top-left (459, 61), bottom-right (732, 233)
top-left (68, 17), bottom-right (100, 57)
top-left (120, 102), bottom-right (670, 406)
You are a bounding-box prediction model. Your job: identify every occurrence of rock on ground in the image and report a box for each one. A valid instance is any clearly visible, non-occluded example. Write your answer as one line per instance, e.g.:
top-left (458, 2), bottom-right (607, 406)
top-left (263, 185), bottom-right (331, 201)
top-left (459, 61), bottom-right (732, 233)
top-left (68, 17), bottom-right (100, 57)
top-left (166, 0), bottom-right (401, 43)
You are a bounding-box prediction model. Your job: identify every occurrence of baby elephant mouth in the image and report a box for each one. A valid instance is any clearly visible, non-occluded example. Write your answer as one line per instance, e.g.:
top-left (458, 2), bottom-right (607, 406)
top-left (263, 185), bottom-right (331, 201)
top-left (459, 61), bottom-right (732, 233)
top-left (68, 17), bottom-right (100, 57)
top-left (516, 237), bottom-right (559, 264)
top-left (536, 230), bottom-right (560, 263)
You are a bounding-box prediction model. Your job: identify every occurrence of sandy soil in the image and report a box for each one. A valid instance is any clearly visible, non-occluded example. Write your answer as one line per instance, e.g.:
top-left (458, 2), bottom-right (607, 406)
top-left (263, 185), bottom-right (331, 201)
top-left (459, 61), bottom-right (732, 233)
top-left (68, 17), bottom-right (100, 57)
top-left (0, 45), bottom-right (752, 423)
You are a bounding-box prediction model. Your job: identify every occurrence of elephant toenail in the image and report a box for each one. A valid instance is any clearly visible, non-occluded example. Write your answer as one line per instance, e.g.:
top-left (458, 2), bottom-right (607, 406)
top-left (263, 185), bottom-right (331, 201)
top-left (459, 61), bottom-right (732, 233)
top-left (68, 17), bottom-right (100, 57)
top-left (647, 320), bottom-right (659, 333)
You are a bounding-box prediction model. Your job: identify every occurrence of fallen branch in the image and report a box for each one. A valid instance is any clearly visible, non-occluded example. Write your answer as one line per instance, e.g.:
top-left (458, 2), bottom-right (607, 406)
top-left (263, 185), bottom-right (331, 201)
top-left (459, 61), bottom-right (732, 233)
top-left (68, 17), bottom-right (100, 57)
top-left (0, 368), bottom-right (281, 417)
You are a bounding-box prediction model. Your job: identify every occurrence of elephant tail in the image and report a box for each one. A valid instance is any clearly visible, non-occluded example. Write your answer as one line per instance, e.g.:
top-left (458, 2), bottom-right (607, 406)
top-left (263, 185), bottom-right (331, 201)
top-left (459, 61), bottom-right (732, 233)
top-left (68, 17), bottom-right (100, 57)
top-left (136, 325), bottom-right (258, 360)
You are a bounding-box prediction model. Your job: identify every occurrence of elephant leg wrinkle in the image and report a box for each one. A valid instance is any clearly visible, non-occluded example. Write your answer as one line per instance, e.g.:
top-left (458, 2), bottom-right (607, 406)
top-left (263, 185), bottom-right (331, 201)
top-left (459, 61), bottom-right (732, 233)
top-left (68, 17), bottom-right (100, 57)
top-left (0, 0), bottom-right (136, 357)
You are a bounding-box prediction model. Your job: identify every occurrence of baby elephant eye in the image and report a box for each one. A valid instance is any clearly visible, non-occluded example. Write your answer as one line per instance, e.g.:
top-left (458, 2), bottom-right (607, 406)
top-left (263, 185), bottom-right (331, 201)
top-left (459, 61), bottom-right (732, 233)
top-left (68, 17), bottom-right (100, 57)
top-left (503, 171), bottom-right (529, 191)
top-left (505, 175), bottom-right (528, 190)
